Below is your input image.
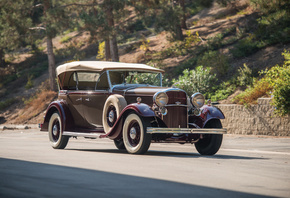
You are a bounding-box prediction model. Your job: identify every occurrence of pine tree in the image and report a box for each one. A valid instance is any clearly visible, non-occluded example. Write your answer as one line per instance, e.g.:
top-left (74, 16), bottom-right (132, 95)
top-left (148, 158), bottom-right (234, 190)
top-left (133, 0), bottom-right (184, 41)
top-left (31, 0), bottom-right (71, 91)
top-left (77, 0), bottom-right (128, 62)
top-left (0, 0), bottom-right (33, 67)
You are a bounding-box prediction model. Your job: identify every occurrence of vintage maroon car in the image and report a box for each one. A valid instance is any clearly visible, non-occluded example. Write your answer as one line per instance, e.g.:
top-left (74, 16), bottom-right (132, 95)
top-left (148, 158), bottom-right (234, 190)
top-left (40, 61), bottom-right (227, 154)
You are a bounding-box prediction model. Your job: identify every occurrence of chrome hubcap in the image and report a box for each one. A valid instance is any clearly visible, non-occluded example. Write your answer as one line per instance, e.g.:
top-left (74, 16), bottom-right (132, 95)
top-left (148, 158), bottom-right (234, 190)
top-left (129, 127), bottom-right (137, 139)
top-left (53, 125), bottom-right (58, 136)
top-left (108, 110), bottom-right (115, 123)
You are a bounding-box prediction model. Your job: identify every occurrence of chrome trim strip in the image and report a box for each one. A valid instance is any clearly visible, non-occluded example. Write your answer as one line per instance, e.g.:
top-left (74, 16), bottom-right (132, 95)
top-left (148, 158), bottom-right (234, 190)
top-left (63, 132), bottom-right (104, 138)
top-left (146, 127), bottom-right (227, 134)
top-left (165, 104), bottom-right (188, 107)
top-left (164, 87), bottom-right (185, 93)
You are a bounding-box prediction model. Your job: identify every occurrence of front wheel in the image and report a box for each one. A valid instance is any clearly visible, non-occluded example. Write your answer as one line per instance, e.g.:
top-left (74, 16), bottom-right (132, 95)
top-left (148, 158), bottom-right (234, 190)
top-left (114, 139), bottom-right (125, 150)
top-left (195, 119), bottom-right (223, 155)
top-left (48, 112), bottom-right (69, 149)
top-left (122, 113), bottom-right (151, 154)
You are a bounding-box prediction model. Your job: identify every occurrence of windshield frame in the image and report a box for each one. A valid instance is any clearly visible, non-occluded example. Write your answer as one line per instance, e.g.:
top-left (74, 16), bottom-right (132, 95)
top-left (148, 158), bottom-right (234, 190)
top-left (106, 70), bottom-right (163, 92)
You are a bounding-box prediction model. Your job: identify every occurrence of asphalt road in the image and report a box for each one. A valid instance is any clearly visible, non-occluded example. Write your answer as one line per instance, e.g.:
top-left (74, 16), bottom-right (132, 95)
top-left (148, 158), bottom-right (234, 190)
top-left (0, 129), bottom-right (290, 198)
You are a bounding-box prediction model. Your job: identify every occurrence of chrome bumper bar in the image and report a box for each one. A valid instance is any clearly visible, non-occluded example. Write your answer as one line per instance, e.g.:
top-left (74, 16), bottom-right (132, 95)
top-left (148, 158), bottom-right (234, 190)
top-left (146, 127), bottom-right (227, 134)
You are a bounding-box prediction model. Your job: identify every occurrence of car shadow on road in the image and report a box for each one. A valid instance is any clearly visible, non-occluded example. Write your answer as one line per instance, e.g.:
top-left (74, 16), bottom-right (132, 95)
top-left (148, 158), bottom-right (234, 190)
top-left (0, 157), bottom-right (276, 198)
top-left (66, 148), bottom-right (267, 160)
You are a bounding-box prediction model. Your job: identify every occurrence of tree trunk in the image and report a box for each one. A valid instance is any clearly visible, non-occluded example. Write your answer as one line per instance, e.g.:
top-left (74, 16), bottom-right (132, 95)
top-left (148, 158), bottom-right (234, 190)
top-left (105, 39), bottom-right (111, 61)
top-left (175, 24), bottom-right (184, 41)
top-left (179, 0), bottom-right (187, 29)
top-left (44, 0), bottom-right (57, 91)
top-left (109, 36), bottom-right (119, 62)
top-left (172, 0), bottom-right (184, 41)
top-left (0, 49), bottom-right (6, 68)
top-left (105, 3), bottom-right (119, 62)
top-left (47, 37), bottom-right (57, 91)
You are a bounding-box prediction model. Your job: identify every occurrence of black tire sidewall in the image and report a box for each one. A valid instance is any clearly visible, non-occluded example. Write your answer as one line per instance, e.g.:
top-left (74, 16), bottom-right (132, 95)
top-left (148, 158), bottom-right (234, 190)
top-left (122, 113), bottom-right (151, 154)
top-left (48, 112), bottom-right (68, 149)
top-left (195, 120), bottom-right (223, 155)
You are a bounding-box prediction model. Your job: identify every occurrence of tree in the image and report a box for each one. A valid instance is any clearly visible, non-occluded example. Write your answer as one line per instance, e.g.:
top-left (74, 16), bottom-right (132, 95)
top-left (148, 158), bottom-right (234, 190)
top-left (133, 0), bottom-right (184, 41)
top-left (179, 0), bottom-right (187, 30)
top-left (31, 0), bottom-right (71, 91)
top-left (0, 0), bottom-right (32, 67)
top-left (77, 0), bottom-right (128, 62)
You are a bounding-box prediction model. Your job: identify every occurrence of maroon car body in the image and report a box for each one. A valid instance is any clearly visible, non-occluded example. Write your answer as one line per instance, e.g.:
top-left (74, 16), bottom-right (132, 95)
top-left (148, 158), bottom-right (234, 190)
top-left (41, 61), bottom-right (226, 154)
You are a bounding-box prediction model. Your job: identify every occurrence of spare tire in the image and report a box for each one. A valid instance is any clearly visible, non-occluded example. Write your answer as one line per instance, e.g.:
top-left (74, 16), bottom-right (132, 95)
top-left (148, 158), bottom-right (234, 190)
top-left (102, 94), bottom-right (127, 133)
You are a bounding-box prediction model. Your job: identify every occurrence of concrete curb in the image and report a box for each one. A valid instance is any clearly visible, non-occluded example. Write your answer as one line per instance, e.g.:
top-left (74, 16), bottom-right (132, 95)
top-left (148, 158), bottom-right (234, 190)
top-left (0, 124), bottom-right (39, 130)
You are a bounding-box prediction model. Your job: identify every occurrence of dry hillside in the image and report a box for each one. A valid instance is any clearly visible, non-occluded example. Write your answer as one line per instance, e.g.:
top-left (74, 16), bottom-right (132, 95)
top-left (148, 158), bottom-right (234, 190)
top-left (0, 1), bottom-right (289, 125)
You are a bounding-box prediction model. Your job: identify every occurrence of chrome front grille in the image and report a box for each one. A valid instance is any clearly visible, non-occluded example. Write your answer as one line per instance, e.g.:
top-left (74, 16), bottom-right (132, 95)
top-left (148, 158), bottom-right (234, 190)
top-left (166, 90), bottom-right (187, 105)
top-left (162, 90), bottom-right (188, 128)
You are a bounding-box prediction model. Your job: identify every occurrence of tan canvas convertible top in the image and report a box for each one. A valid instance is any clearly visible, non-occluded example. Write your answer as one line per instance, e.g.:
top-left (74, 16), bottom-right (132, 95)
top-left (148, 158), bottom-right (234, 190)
top-left (56, 61), bottom-right (164, 76)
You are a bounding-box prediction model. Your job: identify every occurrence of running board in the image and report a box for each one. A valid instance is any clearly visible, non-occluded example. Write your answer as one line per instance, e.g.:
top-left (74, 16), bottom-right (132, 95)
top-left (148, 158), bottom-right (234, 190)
top-left (63, 132), bottom-right (104, 138)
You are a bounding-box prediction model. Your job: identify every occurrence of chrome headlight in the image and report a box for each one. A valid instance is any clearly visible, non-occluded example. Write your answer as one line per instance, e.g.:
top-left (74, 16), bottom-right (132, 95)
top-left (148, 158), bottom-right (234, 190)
top-left (153, 92), bottom-right (168, 107)
top-left (191, 92), bottom-right (205, 108)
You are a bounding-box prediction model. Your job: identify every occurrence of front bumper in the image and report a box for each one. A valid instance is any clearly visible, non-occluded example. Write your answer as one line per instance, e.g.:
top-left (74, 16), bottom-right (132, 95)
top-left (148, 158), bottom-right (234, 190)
top-left (146, 127), bottom-right (227, 134)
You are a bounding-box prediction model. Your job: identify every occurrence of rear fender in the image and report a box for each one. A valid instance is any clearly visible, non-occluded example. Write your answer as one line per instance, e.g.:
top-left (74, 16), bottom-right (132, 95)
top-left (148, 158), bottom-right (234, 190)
top-left (200, 105), bottom-right (225, 128)
top-left (101, 103), bottom-right (156, 139)
top-left (40, 100), bottom-right (74, 132)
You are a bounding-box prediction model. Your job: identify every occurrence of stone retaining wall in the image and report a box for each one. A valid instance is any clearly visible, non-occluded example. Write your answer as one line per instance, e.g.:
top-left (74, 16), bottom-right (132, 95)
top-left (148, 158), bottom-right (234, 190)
top-left (216, 98), bottom-right (290, 136)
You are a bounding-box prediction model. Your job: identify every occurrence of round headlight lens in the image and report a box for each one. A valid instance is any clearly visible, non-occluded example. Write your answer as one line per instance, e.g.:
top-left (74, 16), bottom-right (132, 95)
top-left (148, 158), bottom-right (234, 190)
top-left (191, 92), bottom-right (205, 108)
top-left (153, 92), bottom-right (168, 107)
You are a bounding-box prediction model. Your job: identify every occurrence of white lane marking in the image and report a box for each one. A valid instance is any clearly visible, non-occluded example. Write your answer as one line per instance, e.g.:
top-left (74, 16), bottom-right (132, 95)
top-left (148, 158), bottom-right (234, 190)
top-left (221, 148), bottom-right (290, 156)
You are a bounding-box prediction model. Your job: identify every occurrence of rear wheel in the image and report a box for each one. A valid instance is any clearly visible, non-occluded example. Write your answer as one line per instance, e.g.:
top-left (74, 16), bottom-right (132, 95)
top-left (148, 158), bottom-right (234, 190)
top-left (195, 119), bottom-right (223, 155)
top-left (123, 113), bottom-right (151, 154)
top-left (48, 112), bottom-right (69, 149)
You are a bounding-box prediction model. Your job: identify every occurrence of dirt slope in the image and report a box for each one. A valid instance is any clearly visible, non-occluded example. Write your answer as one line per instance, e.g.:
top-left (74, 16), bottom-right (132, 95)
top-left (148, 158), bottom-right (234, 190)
top-left (1, 1), bottom-right (289, 125)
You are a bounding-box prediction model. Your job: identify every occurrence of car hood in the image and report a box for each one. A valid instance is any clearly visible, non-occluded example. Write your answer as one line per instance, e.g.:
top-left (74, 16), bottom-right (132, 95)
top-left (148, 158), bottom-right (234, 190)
top-left (124, 87), bottom-right (169, 96)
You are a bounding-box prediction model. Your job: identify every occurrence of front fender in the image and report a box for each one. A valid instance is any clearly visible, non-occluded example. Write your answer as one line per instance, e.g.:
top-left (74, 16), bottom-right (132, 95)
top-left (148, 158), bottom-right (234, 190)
top-left (40, 100), bottom-right (74, 132)
top-left (100, 103), bottom-right (156, 139)
top-left (200, 105), bottom-right (225, 127)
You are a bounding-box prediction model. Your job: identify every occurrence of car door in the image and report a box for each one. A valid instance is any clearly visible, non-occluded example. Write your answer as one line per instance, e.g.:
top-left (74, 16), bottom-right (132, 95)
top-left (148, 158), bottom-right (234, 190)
top-left (65, 72), bottom-right (88, 128)
top-left (83, 72), bottom-right (110, 127)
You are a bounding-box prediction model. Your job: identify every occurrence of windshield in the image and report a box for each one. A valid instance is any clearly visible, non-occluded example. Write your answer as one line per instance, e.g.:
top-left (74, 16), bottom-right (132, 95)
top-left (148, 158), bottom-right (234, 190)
top-left (108, 70), bottom-right (162, 87)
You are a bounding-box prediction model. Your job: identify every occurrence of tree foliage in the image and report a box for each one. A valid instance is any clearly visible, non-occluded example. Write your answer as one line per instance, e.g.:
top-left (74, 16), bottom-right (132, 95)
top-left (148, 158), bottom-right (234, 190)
top-left (0, 0), bottom-right (32, 67)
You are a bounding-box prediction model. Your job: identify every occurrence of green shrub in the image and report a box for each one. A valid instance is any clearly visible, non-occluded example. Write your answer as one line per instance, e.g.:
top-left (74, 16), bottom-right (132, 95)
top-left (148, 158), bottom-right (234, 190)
top-left (0, 98), bottom-right (17, 111)
top-left (237, 64), bottom-right (254, 86)
top-left (25, 75), bottom-right (34, 89)
top-left (184, 31), bottom-right (201, 49)
top-left (232, 34), bottom-right (259, 58)
top-left (261, 50), bottom-right (290, 116)
top-left (172, 66), bottom-right (217, 97)
top-left (60, 35), bottom-right (72, 43)
top-left (234, 50), bottom-right (290, 116)
top-left (210, 81), bottom-right (236, 101)
top-left (206, 33), bottom-right (223, 50)
top-left (250, 0), bottom-right (290, 14)
top-left (197, 50), bottom-right (229, 77)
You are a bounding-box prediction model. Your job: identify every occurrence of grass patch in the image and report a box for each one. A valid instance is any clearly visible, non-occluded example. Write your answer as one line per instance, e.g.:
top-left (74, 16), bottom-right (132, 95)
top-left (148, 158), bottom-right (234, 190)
top-left (60, 35), bottom-right (72, 43)
top-left (0, 98), bottom-right (18, 111)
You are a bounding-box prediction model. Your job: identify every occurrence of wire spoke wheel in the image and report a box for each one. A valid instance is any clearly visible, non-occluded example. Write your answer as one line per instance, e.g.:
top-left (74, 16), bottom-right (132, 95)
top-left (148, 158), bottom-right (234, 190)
top-left (107, 105), bottom-right (117, 127)
top-left (48, 112), bottom-right (69, 149)
top-left (122, 113), bottom-right (151, 154)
